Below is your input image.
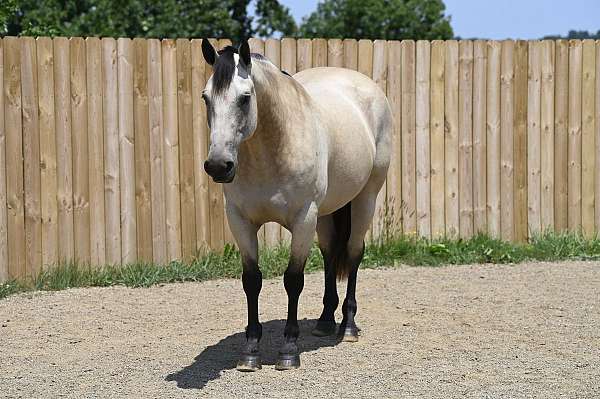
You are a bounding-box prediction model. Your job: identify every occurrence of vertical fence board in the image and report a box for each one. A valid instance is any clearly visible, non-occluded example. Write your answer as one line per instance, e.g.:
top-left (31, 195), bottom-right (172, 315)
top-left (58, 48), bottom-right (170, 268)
top-left (514, 41), bottom-right (528, 242)
top-left (86, 37), bottom-right (105, 265)
top-left (296, 39), bottom-right (312, 72)
top-left (386, 41), bottom-right (402, 236)
top-left (21, 37), bottom-right (42, 276)
top-left (0, 38), bottom-right (6, 281)
top-left (473, 40), bottom-right (487, 234)
top-left (148, 39), bottom-right (167, 264)
top-left (500, 40), bottom-right (515, 241)
top-left (4, 38), bottom-right (24, 277)
top-left (444, 40), bottom-right (459, 237)
top-left (567, 40), bottom-right (582, 231)
top-left (312, 39), bottom-right (327, 68)
top-left (54, 38), bottom-right (75, 262)
top-left (70, 38), bottom-right (90, 265)
top-left (117, 38), bottom-right (137, 263)
top-left (582, 40), bottom-right (596, 236)
top-left (415, 40), bottom-right (430, 238)
top-left (161, 39), bottom-right (182, 259)
top-left (264, 38), bottom-right (282, 247)
top-left (554, 40), bottom-right (569, 231)
top-left (343, 39), bottom-right (358, 70)
top-left (486, 41), bottom-right (501, 238)
top-left (191, 39), bottom-right (210, 252)
top-left (516, 42), bottom-right (533, 238)
top-left (102, 38), bottom-right (121, 264)
top-left (248, 38), bottom-right (264, 55)
top-left (596, 41), bottom-right (600, 232)
top-left (527, 41), bottom-right (542, 235)
top-left (281, 38), bottom-right (297, 76)
top-left (458, 40), bottom-right (474, 238)
top-left (401, 40), bottom-right (416, 235)
top-left (358, 40), bottom-right (373, 78)
top-left (327, 39), bottom-right (343, 68)
top-left (4, 37), bottom-right (25, 278)
top-left (430, 41), bottom-right (444, 238)
top-left (133, 38), bottom-right (152, 262)
top-left (541, 40), bottom-right (555, 231)
top-left (373, 40), bottom-right (388, 238)
top-left (176, 38), bottom-right (197, 259)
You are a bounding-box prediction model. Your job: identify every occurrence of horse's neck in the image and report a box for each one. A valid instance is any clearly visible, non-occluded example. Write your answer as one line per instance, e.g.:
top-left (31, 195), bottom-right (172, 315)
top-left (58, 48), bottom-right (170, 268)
top-left (239, 63), bottom-right (309, 172)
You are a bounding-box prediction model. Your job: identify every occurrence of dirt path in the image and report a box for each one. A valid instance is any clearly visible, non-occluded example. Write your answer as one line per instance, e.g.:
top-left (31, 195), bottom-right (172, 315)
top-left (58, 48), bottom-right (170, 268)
top-left (1, 261), bottom-right (599, 398)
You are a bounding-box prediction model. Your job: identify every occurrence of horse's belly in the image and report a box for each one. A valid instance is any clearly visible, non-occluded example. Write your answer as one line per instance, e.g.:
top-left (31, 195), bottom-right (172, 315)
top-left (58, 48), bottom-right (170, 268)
top-left (319, 136), bottom-right (374, 215)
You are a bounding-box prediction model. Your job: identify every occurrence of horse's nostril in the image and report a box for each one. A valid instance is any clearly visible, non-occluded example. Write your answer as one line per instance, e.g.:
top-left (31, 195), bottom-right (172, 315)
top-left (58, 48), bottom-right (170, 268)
top-left (225, 161), bottom-right (234, 173)
top-left (203, 160), bottom-right (211, 173)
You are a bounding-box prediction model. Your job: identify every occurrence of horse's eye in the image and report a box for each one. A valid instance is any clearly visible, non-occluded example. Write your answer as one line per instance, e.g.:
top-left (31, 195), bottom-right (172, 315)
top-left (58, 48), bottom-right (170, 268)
top-left (202, 93), bottom-right (209, 103)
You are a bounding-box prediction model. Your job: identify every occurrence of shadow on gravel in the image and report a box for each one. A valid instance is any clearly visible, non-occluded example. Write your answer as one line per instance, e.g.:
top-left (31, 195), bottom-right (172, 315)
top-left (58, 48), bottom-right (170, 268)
top-left (166, 318), bottom-right (337, 389)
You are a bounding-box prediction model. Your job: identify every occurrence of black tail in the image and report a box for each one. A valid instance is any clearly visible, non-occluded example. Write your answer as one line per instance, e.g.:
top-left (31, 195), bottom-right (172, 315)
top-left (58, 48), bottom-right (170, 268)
top-left (331, 202), bottom-right (352, 280)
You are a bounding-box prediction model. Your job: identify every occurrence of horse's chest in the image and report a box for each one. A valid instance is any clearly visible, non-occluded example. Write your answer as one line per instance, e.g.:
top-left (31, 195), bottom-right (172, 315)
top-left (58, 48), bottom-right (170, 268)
top-left (225, 181), bottom-right (315, 227)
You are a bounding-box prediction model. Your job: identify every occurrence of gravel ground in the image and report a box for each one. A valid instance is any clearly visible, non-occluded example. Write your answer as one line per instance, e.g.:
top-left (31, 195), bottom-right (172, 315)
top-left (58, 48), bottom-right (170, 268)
top-left (1, 261), bottom-right (599, 398)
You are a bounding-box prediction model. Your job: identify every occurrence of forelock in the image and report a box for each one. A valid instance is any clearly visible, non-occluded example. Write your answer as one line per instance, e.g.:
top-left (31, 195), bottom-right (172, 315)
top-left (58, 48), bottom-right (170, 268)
top-left (212, 46), bottom-right (238, 95)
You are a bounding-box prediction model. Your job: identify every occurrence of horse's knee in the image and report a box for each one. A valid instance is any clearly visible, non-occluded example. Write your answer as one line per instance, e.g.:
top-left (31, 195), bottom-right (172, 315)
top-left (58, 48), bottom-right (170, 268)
top-left (283, 268), bottom-right (304, 299)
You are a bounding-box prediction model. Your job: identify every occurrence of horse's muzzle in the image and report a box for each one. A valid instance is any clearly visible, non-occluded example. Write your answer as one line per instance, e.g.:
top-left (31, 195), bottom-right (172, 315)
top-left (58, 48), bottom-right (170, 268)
top-left (204, 158), bottom-right (236, 183)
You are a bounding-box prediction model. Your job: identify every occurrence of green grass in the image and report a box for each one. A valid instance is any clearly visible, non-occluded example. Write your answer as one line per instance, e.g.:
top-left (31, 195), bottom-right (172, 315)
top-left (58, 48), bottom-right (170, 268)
top-left (1, 232), bottom-right (599, 300)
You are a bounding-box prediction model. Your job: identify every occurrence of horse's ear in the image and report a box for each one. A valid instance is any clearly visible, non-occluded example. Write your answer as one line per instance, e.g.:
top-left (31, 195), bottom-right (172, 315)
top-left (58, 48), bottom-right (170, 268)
top-left (202, 39), bottom-right (216, 66)
top-left (239, 39), bottom-right (251, 67)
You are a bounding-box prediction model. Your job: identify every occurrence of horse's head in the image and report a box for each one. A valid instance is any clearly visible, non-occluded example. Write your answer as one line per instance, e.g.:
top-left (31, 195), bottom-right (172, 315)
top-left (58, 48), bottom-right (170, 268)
top-left (201, 39), bottom-right (257, 183)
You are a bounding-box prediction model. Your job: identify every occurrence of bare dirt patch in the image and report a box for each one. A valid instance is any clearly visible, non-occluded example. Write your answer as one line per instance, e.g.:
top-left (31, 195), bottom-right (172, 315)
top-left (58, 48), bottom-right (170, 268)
top-left (1, 261), bottom-right (599, 398)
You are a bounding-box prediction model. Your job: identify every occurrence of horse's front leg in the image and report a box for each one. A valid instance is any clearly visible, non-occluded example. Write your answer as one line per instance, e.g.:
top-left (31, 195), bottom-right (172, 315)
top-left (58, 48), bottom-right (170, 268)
top-left (276, 202), bottom-right (319, 371)
top-left (226, 204), bottom-right (262, 372)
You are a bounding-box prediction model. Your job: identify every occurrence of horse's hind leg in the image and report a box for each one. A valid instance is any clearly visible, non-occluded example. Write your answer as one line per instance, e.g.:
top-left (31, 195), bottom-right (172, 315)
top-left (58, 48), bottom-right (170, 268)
top-left (312, 215), bottom-right (339, 337)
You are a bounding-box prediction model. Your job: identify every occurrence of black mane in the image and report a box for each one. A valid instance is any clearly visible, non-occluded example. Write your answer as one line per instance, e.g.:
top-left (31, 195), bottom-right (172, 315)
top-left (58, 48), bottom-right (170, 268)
top-left (212, 45), bottom-right (292, 94)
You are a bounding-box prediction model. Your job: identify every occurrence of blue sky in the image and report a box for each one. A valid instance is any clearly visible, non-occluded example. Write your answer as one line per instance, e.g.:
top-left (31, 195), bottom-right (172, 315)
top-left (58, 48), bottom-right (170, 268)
top-left (282, 0), bottom-right (600, 39)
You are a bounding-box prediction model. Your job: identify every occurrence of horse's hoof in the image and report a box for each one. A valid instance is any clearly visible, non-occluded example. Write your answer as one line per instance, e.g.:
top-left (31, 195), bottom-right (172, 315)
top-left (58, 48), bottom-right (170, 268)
top-left (236, 354), bottom-right (261, 372)
top-left (275, 353), bottom-right (300, 371)
top-left (338, 325), bottom-right (359, 343)
top-left (312, 320), bottom-right (337, 337)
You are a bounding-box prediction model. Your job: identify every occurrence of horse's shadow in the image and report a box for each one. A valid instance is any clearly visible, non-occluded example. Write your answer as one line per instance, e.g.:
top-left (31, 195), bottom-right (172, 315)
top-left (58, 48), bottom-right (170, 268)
top-left (166, 318), bottom-right (337, 390)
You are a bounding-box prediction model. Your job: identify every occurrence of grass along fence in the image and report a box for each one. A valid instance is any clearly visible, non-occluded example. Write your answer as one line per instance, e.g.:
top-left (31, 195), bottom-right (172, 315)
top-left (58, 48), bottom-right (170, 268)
top-left (2, 232), bottom-right (600, 300)
top-left (0, 37), bottom-right (599, 282)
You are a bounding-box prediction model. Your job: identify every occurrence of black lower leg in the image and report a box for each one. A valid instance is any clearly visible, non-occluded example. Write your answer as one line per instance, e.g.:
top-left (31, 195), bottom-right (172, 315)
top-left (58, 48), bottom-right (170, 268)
top-left (276, 266), bottom-right (305, 370)
top-left (282, 268), bottom-right (304, 349)
top-left (313, 251), bottom-right (338, 336)
top-left (340, 243), bottom-right (364, 341)
top-left (242, 267), bottom-right (262, 342)
top-left (238, 265), bottom-right (262, 371)
top-left (320, 252), bottom-right (339, 321)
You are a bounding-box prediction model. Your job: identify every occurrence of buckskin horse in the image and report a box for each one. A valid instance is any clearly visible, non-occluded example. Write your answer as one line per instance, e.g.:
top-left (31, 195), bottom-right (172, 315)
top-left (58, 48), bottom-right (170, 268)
top-left (201, 39), bottom-right (392, 371)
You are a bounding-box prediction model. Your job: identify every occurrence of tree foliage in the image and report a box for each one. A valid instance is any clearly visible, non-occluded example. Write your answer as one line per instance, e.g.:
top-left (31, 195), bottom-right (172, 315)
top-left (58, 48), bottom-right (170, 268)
top-left (1, 0), bottom-right (296, 40)
top-left (543, 30), bottom-right (600, 40)
top-left (298, 0), bottom-right (453, 40)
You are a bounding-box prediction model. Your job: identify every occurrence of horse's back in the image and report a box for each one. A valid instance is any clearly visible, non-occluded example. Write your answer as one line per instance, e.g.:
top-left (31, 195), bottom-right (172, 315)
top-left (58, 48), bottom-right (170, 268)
top-left (293, 67), bottom-right (392, 215)
top-left (294, 67), bottom-right (391, 164)
top-left (294, 67), bottom-right (390, 134)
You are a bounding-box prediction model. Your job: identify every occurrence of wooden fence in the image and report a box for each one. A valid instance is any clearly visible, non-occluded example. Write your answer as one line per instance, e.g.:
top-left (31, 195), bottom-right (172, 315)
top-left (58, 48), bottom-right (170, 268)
top-left (1, 37), bottom-right (599, 280)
